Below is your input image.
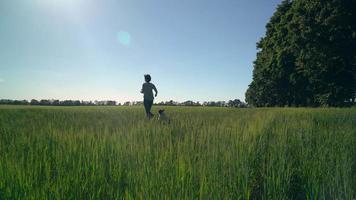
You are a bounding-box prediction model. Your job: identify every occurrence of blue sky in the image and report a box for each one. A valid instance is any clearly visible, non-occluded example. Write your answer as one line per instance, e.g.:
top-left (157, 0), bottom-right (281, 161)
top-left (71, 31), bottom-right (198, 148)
top-left (0, 0), bottom-right (281, 103)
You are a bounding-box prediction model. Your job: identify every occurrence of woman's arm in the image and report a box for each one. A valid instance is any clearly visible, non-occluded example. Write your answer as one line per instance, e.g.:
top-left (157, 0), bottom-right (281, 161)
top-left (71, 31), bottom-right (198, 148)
top-left (153, 85), bottom-right (158, 97)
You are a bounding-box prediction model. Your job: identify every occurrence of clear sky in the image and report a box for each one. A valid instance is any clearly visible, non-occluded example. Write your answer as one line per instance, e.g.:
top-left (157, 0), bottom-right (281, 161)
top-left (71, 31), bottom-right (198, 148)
top-left (0, 0), bottom-right (282, 103)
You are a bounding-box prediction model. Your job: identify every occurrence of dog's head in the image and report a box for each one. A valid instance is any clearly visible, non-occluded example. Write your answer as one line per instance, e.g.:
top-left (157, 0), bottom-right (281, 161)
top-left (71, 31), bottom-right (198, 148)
top-left (158, 109), bottom-right (165, 115)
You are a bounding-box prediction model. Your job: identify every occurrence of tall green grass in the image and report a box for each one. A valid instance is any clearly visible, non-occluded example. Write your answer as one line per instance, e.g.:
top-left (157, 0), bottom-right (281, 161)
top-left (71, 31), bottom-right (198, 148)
top-left (0, 106), bottom-right (355, 199)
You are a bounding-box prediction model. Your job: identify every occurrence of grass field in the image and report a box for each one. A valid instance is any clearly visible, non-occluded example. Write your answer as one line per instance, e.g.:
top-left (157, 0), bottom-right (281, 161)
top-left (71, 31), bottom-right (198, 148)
top-left (0, 106), bottom-right (355, 199)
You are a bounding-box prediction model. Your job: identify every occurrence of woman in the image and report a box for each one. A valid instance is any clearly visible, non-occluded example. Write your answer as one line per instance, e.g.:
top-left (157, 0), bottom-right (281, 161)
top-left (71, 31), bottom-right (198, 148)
top-left (140, 74), bottom-right (158, 119)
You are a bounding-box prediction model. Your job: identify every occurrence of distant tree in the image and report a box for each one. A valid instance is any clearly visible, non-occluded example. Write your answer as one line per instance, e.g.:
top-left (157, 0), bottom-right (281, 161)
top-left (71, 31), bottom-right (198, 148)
top-left (30, 99), bottom-right (39, 105)
top-left (155, 101), bottom-right (165, 106)
top-left (228, 99), bottom-right (245, 107)
top-left (84, 101), bottom-right (95, 106)
top-left (40, 99), bottom-right (51, 106)
top-left (165, 100), bottom-right (178, 106)
top-left (0, 99), bottom-right (13, 105)
top-left (52, 100), bottom-right (60, 106)
top-left (16, 100), bottom-right (29, 105)
top-left (217, 101), bottom-right (226, 107)
top-left (131, 101), bottom-right (143, 106)
top-left (205, 101), bottom-right (216, 107)
top-left (81, 101), bottom-right (91, 106)
top-left (181, 100), bottom-right (195, 106)
top-left (61, 100), bottom-right (76, 106)
top-left (246, 0), bottom-right (356, 107)
top-left (0, 99), bottom-right (29, 105)
top-left (106, 101), bottom-right (117, 106)
top-left (74, 100), bottom-right (81, 106)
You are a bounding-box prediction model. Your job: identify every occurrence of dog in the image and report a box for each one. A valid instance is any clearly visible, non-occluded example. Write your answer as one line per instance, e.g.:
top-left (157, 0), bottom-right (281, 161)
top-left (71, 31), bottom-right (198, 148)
top-left (158, 109), bottom-right (170, 124)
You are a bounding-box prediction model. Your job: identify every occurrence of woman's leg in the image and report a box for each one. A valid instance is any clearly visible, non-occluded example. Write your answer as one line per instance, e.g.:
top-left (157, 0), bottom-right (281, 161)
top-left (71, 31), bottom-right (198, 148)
top-left (143, 100), bottom-right (150, 117)
top-left (147, 100), bottom-right (153, 117)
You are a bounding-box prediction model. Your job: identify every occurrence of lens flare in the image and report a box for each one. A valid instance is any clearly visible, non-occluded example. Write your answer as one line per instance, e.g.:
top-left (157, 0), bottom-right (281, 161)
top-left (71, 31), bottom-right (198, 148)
top-left (116, 31), bottom-right (131, 46)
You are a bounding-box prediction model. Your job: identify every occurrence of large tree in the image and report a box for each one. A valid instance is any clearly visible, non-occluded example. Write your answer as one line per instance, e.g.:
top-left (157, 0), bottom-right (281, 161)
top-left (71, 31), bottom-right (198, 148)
top-left (246, 0), bottom-right (356, 107)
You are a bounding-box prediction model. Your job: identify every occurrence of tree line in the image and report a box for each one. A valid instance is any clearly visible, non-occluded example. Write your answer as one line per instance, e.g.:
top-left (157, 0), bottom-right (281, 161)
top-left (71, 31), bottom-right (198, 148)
top-left (0, 99), bottom-right (247, 107)
top-left (124, 99), bottom-right (247, 107)
top-left (246, 0), bottom-right (356, 107)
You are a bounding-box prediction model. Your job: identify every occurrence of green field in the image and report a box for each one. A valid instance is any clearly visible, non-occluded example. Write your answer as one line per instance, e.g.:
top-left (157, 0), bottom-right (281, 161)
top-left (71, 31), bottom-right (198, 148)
top-left (0, 106), bottom-right (355, 199)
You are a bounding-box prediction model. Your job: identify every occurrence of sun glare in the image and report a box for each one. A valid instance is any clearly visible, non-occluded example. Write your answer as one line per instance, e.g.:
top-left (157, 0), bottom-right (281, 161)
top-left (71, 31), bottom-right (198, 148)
top-left (33, 0), bottom-right (91, 24)
top-left (34, 0), bottom-right (87, 16)
top-left (36, 0), bottom-right (83, 7)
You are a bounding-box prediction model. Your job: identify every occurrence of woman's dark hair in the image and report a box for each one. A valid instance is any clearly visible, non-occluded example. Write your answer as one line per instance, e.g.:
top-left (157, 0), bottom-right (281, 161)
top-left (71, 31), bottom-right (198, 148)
top-left (144, 74), bottom-right (151, 82)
